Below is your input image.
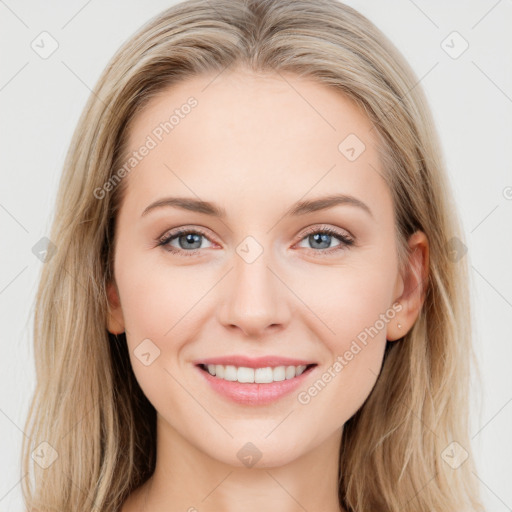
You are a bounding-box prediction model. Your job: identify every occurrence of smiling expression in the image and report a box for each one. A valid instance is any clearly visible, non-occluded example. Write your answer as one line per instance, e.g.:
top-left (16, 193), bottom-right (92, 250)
top-left (106, 66), bottom-right (408, 466)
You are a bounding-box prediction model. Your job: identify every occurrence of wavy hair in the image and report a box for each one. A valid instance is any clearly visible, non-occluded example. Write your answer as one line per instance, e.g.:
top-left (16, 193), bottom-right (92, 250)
top-left (21, 0), bottom-right (484, 510)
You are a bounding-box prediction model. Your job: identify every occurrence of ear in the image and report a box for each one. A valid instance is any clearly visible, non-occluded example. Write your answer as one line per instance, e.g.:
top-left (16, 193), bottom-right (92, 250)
top-left (387, 230), bottom-right (429, 341)
top-left (106, 281), bottom-right (125, 334)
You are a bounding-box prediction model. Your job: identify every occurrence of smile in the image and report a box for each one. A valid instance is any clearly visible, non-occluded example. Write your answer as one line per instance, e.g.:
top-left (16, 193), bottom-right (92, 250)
top-left (195, 363), bottom-right (318, 405)
top-left (198, 363), bottom-right (315, 383)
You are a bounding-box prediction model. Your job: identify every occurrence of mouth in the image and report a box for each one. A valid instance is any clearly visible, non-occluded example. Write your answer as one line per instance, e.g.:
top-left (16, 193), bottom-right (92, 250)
top-left (196, 362), bottom-right (318, 384)
top-left (194, 362), bottom-right (318, 405)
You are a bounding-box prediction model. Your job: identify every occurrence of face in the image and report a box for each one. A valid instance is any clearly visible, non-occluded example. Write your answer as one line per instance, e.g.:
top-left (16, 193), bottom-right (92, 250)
top-left (106, 67), bottom-right (420, 468)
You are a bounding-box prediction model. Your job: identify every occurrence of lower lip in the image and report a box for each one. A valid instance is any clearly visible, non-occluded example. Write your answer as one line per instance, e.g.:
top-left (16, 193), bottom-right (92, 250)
top-left (195, 364), bottom-right (317, 405)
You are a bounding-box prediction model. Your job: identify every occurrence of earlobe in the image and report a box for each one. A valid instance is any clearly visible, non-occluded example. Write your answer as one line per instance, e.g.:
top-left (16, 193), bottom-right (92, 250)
top-left (106, 281), bottom-right (125, 334)
top-left (387, 231), bottom-right (429, 342)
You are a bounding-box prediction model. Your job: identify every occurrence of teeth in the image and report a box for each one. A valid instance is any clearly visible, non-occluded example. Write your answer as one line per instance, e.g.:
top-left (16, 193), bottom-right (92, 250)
top-left (255, 367), bottom-right (273, 383)
top-left (238, 366), bottom-right (255, 383)
top-left (224, 365), bottom-right (237, 381)
top-left (285, 365), bottom-right (296, 379)
top-left (203, 364), bottom-right (310, 383)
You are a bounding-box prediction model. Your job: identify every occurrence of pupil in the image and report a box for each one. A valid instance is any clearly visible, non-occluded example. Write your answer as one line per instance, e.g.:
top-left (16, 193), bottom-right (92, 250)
top-left (311, 233), bottom-right (330, 249)
top-left (181, 233), bottom-right (201, 249)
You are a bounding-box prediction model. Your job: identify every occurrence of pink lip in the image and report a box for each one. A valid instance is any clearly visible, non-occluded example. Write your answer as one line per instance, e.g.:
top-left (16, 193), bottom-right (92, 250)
top-left (193, 355), bottom-right (316, 368)
top-left (194, 363), bottom-right (317, 406)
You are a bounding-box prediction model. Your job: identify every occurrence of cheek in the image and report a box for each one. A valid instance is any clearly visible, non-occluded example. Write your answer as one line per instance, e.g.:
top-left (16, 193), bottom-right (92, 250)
top-left (116, 247), bottom-right (205, 335)
top-left (114, 252), bottom-right (202, 414)
top-left (298, 267), bottom-right (394, 415)
top-left (114, 248), bottom-right (222, 395)
top-left (306, 262), bottom-right (395, 347)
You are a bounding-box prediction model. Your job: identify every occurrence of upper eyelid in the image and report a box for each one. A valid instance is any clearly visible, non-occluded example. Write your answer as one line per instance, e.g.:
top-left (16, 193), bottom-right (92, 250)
top-left (300, 224), bottom-right (353, 240)
top-left (159, 226), bottom-right (214, 244)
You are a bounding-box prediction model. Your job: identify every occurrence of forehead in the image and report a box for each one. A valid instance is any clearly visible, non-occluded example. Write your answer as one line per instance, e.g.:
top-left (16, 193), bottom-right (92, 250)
top-left (120, 68), bottom-right (391, 222)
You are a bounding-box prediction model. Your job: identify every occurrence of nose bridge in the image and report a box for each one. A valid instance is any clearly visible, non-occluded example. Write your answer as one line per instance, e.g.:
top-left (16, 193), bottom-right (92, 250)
top-left (218, 234), bottom-right (289, 335)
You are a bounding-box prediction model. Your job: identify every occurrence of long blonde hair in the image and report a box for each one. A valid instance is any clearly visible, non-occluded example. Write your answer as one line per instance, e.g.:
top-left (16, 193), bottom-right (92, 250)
top-left (21, 0), bottom-right (485, 510)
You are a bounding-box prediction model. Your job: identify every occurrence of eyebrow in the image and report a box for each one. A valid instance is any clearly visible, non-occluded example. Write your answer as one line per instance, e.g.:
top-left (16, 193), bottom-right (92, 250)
top-left (141, 193), bottom-right (373, 219)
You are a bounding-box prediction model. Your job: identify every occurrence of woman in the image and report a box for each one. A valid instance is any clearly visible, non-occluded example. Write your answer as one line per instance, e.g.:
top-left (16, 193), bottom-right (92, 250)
top-left (21, 0), bottom-right (485, 511)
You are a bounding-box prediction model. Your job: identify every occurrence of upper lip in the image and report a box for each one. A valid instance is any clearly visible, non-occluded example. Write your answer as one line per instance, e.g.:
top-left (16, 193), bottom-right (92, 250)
top-left (194, 355), bottom-right (317, 369)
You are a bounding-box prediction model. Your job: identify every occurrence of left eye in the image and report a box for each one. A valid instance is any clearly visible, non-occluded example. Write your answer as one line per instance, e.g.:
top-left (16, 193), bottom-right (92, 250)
top-left (295, 226), bottom-right (354, 254)
top-left (297, 229), bottom-right (350, 251)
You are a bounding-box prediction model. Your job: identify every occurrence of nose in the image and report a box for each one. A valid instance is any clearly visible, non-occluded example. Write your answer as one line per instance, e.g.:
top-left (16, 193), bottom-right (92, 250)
top-left (217, 248), bottom-right (290, 337)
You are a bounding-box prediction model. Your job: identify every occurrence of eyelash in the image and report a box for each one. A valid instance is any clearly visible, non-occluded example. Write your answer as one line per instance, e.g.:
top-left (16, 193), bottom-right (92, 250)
top-left (156, 225), bottom-right (355, 258)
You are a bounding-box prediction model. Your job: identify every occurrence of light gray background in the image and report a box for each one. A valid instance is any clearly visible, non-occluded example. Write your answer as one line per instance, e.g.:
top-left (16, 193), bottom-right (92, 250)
top-left (1, 1), bottom-right (511, 510)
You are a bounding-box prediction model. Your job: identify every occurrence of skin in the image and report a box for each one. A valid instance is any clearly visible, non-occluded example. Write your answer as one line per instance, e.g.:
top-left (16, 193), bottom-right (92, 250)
top-left (107, 67), bottom-right (428, 512)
